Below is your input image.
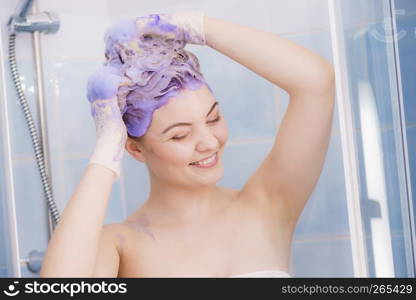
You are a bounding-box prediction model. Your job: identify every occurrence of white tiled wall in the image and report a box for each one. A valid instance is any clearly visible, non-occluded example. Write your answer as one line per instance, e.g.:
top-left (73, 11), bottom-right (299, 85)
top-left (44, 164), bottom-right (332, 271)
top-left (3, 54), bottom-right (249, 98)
top-left (0, 0), bottom-right (364, 277)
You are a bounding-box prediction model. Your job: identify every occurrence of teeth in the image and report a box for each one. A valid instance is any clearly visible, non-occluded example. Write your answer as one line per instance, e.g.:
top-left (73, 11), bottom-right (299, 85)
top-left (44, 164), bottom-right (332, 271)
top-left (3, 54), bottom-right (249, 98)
top-left (190, 153), bottom-right (216, 166)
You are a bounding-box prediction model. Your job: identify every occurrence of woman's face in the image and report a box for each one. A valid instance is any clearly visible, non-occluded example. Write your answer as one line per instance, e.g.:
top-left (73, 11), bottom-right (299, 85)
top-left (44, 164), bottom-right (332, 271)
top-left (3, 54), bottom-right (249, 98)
top-left (126, 84), bottom-right (228, 188)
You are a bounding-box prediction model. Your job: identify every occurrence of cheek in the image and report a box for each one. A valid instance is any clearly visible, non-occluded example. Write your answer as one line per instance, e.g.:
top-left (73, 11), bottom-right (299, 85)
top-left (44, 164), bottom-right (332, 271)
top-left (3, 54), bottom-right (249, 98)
top-left (158, 144), bottom-right (193, 165)
top-left (215, 119), bottom-right (228, 144)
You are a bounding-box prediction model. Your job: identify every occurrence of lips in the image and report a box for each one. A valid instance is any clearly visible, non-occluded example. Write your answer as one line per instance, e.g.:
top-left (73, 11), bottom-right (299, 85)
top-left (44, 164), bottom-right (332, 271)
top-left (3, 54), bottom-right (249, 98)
top-left (189, 152), bottom-right (217, 165)
top-left (189, 152), bottom-right (218, 168)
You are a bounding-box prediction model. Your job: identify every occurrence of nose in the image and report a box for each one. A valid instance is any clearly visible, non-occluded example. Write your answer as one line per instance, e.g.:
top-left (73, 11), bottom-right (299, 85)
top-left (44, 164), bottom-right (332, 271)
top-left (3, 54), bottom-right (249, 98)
top-left (195, 126), bottom-right (219, 152)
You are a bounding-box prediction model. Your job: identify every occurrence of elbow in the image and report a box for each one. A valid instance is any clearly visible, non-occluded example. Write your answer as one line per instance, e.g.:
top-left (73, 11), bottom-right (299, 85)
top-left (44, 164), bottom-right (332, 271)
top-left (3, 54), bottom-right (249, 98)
top-left (39, 266), bottom-right (56, 278)
top-left (306, 62), bottom-right (335, 100)
top-left (314, 61), bottom-right (335, 94)
top-left (39, 264), bottom-right (93, 278)
top-left (290, 61), bottom-right (336, 97)
top-left (39, 263), bottom-right (49, 278)
top-left (319, 62), bottom-right (336, 97)
top-left (323, 61), bottom-right (335, 86)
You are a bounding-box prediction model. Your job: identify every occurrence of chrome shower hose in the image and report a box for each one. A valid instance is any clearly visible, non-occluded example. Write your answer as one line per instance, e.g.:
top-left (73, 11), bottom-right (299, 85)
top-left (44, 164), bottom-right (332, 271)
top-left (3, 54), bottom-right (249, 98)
top-left (8, 33), bottom-right (60, 226)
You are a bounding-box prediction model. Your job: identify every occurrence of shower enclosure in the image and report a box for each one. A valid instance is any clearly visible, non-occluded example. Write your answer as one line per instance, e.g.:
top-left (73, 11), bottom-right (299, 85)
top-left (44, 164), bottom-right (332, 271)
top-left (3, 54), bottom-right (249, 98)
top-left (0, 0), bottom-right (415, 277)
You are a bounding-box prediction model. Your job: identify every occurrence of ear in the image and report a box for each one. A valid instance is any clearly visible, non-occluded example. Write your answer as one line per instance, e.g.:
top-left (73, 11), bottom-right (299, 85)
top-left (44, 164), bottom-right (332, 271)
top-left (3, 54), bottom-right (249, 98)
top-left (125, 137), bottom-right (147, 163)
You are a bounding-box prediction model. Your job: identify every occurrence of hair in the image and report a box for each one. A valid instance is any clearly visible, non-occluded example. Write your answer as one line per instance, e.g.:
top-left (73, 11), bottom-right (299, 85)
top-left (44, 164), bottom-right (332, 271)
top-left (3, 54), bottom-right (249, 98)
top-left (103, 17), bottom-right (212, 141)
top-left (121, 48), bottom-right (212, 142)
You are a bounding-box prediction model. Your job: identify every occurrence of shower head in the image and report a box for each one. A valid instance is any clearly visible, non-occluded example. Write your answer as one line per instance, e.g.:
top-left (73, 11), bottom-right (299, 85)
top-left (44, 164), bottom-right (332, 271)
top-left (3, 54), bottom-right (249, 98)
top-left (7, 0), bottom-right (59, 34)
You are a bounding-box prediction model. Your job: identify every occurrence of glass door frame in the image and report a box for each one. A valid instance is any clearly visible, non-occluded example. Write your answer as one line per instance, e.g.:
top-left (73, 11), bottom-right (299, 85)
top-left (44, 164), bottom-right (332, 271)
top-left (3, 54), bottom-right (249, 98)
top-left (328, 0), bottom-right (416, 277)
top-left (389, 0), bottom-right (416, 277)
top-left (328, 0), bottom-right (369, 277)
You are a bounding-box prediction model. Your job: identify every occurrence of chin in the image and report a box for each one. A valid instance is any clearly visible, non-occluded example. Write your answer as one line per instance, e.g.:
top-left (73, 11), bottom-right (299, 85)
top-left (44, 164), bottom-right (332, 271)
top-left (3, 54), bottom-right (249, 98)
top-left (191, 166), bottom-right (224, 187)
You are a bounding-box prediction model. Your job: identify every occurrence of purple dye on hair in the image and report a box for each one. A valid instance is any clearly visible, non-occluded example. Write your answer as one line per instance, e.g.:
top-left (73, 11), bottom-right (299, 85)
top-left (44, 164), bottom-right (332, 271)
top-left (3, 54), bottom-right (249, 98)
top-left (101, 15), bottom-right (213, 138)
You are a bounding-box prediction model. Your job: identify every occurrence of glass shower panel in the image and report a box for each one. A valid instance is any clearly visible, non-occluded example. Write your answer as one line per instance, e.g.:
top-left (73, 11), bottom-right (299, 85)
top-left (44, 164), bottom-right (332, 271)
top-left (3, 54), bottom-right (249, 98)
top-left (394, 0), bottom-right (416, 276)
top-left (340, 0), bottom-right (414, 276)
top-left (0, 128), bottom-right (10, 277)
top-left (0, 15), bottom-right (12, 278)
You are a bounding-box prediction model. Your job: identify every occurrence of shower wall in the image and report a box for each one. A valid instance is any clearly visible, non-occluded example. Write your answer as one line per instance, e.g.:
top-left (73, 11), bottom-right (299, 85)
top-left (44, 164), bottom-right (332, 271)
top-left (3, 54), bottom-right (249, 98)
top-left (0, 0), bottom-right (51, 277)
top-left (0, 0), bottom-right (360, 277)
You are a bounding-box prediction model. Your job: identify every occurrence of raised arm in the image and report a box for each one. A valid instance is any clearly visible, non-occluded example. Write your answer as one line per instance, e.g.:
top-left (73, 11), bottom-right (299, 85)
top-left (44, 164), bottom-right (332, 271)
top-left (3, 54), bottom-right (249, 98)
top-left (40, 65), bottom-right (130, 277)
top-left (203, 15), bottom-right (335, 227)
top-left (40, 164), bottom-right (117, 277)
top-left (204, 15), bottom-right (334, 94)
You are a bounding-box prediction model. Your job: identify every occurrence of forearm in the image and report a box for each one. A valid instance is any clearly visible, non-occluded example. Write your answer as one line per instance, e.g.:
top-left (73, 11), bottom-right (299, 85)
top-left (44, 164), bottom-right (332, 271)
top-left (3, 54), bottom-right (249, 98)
top-left (204, 15), bottom-right (334, 95)
top-left (40, 164), bottom-right (115, 277)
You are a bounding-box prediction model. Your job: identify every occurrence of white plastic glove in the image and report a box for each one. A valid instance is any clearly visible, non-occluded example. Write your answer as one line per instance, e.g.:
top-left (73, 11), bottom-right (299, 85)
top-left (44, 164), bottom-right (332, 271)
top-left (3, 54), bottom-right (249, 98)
top-left (86, 65), bottom-right (130, 179)
top-left (136, 11), bottom-right (206, 46)
top-left (168, 11), bottom-right (206, 45)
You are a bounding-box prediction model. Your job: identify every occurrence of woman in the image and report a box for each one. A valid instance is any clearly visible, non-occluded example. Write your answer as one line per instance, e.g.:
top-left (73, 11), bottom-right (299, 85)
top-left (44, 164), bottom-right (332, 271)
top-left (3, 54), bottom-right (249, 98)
top-left (40, 12), bottom-right (335, 278)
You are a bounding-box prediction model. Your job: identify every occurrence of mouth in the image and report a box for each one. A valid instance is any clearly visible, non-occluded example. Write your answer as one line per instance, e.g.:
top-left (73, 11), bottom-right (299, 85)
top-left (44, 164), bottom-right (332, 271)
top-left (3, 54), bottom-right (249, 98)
top-left (189, 152), bottom-right (218, 168)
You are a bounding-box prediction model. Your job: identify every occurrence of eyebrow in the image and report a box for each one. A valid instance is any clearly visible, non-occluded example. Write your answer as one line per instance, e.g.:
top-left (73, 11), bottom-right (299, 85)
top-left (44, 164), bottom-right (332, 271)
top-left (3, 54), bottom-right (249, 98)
top-left (161, 101), bottom-right (219, 135)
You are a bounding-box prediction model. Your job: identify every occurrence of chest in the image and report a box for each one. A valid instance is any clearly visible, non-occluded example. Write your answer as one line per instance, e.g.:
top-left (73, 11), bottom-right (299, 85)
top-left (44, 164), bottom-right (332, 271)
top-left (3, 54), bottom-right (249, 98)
top-left (117, 200), bottom-right (290, 277)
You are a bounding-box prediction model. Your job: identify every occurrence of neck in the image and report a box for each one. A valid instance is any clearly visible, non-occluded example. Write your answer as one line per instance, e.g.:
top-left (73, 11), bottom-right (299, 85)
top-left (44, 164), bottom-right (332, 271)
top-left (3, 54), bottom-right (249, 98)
top-left (142, 176), bottom-right (225, 226)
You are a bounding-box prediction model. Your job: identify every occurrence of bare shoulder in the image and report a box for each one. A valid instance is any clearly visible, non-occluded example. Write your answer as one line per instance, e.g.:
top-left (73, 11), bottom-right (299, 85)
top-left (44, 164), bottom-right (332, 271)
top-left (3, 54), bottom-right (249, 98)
top-left (91, 223), bottom-right (126, 277)
top-left (102, 222), bottom-right (125, 235)
top-left (101, 217), bottom-right (151, 251)
top-left (100, 222), bottom-right (130, 253)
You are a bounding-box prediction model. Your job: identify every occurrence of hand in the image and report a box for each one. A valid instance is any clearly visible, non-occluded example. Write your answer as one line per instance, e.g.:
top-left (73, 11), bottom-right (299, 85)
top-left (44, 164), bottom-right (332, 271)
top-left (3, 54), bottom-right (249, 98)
top-left (136, 12), bottom-right (206, 46)
top-left (169, 11), bottom-right (206, 45)
top-left (86, 65), bottom-right (131, 178)
top-left (103, 12), bottom-right (206, 71)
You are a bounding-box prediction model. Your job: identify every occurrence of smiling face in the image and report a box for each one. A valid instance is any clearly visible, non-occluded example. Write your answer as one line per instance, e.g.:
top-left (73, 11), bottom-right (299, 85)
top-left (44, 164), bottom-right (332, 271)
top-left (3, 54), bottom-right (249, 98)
top-left (125, 84), bottom-right (228, 188)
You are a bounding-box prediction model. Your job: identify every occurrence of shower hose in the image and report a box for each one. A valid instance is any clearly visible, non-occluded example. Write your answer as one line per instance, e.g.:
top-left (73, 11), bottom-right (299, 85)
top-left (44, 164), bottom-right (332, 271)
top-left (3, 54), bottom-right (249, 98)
top-left (8, 33), bottom-right (60, 227)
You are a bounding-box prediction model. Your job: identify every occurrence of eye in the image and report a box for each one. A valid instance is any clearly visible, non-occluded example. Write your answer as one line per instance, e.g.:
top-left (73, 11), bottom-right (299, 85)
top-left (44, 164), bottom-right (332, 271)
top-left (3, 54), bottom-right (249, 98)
top-left (171, 135), bottom-right (187, 141)
top-left (208, 115), bottom-right (221, 123)
top-left (170, 115), bottom-right (221, 141)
